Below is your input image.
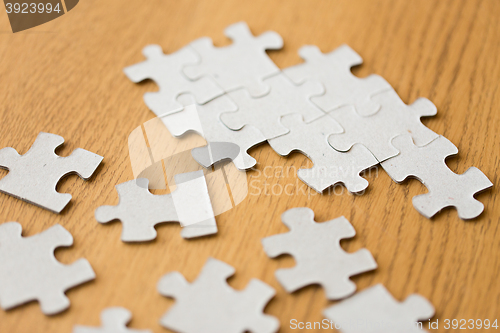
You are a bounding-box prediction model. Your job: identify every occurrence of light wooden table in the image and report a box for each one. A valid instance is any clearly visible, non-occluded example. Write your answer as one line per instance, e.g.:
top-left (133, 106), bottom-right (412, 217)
top-left (0, 0), bottom-right (498, 332)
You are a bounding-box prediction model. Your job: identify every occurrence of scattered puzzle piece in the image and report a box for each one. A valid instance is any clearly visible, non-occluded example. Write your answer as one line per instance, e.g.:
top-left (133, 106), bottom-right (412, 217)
top-left (95, 171), bottom-right (217, 241)
top-left (0, 132), bottom-right (103, 213)
top-left (262, 208), bottom-right (377, 300)
top-left (324, 284), bottom-right (435, 333)
top-left (381, 135), bottom-right (492, 219)
top-left (268, 114), bottom-right (379, 193)
top-left (284, 45), bottom-right (391, 116)
top-left (184, 22), bottom-right (283, 97)
top-left (73, 307), bottom-right (152, 333)
top-left (221, 73), bottom-right (325, 140)
top-left (157, 257), bottom-right (279, 333)
top-left (124, 45), bottom-right (223, 116)
top-left (0, 222), bottom-right (95, 315)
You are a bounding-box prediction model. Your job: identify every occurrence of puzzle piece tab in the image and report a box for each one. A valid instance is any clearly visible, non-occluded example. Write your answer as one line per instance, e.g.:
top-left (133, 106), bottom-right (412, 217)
top-left (0, 222), bottom-right (95, 315)
top-left (157, 257), bottom-right (279, 333)
top-left (284, 45), bottom-right (391, 116)
top-left (324, 284), bottom-right (435, 333)
top-left (381, 135), bottom-right (492, 219)
top-left (73, 307), bottom-right (152, 333)
top-left (95, 171), bottom-right (217, 241)
top-left (262, 208), bottom-right (377, 300)
top-left (268, 114), bottom-right (378, 193)
top-left (184, 22), bottom-right (283, 97)
top-left (124, 45), bottom-right (223, 116)
top-left (0, 132), bottom-right (103, 213)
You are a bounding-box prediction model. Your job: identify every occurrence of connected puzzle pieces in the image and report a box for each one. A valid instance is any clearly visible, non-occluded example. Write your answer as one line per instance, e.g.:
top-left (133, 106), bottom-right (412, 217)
top-left (0, 132), bottom-right (102, 213)
top-left (157, 257), bottom-right (279, 333)
top-left (0, 222), bottom-right (95, 315)
top-left (73, 307), bottom-right (152, 333)
top-left (262, 208), bottom-right (377, 300)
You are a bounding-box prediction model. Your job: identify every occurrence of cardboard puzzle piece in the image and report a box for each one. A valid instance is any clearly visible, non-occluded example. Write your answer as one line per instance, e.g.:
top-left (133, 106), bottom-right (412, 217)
top-left (381, 135), bottom-right (493, 219)
top-left (262, 208), bottom-right (377, 300)
top-left (0, 222), bottom-right (95, 315)
top-left (73, 307), bottom-right (152, 333)
top-left (157, 257), bottom-right (279, 333)
top-left (0, 132), bottom-right (103, 213)
top-left (324, 284), bottom-right (435, 333)
top-left (184, 22), bottom-right (283, 97)
top-left (284, 45), bottom-right (391, 116)
top-left (95, 171), bottom-right (217, 241)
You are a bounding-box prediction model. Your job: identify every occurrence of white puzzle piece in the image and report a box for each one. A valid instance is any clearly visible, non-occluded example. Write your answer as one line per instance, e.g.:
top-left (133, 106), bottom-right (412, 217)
top-left (261, 208), bottom-right (377, 300)
top-left (0, 222), bottom-right (95, 315)
top-left (73, 307), bottom-right (152, 333)
top-left (184, 22), bottom-right (283, 97)
top-left (284, 45), bottom-right (391, 116)
top-left (0, 132), bottom-right (103, 213)
top-left (328, 89), bottom-right (438, 162)
top-left (324, 284), bottom-right (435, 333)
top-left (95, 171), bottom-right (217, 241)
top-left (268, 114), bottom-right (379, 193)
top-left (220, 73), bottom-right (325, 140)
top-left (124, 45), bottom-right (223, 117)
top-left (161, 95), bottom-right (266, 170)
top-left (157, 257), bottom-right (279, 333)
top-left (381, 135), bottom-right (493, 219)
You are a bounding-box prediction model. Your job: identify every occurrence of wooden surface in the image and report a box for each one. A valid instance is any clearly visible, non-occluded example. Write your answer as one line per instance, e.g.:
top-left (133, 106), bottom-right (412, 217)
top-left (0, 0), bottom-right (499, 332)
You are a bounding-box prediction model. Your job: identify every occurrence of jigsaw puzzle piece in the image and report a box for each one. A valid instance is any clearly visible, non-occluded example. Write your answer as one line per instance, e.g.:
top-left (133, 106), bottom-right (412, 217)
top-left (157, 257), bottom-right (279, 333)
top-left (0, 132), bottom-right (102, 213)
top-left (324, 284), bottom-right (435, 333)
top-left (124, 45), bottom-right (223, 116)
top-left (161, 95), bottom-right (266, 170)
top-left (95, 171), bottom-right (217, 241)
top-left (328, 89), bottom-right (438, 162)
top-left (284, 45), bottom-right (392, 116)
top-left (0, 222), bottom-right (95, 315)
top-left (268, 114), bottom-right (378, 193)
top-left (221, 73), bottom-right (325, 140)
top-left (184, 22), bottom-right (283, 97)
top-left (73, 307), bottom-right (152, 333)
top-left (262, 208), bottom-right (377, 300)
top-left (381, 135), bottom-right (492, 219)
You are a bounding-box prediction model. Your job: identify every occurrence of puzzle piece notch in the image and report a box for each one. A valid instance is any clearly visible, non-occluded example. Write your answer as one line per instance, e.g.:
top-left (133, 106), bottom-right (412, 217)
top-left (381, 135), bottom-right (493, 219)
top-left (284, 44), bottom-right (392, 116)
top-left (157, 257), bottom-right (279, 333)
top-left (73, 307), bottom-right (152, 333)
top-left (221, 73), bottom-right (325, 140)
top-left (95, 171), bottom-right (217, 241)
top-left (328, 89), bottom-right (438, 162)
top-left (268, 114), bottom-right (379, 193)
top-left (0, 132), bottom-right (103, 213)
top-left (262, 208), bottom-right (377, 300)
top-left (0, 222), bottom-right (95, 315)
top-left (161, 95), bottom-right (266, 170)
top-left (184, 21), bottom-right (284, 97)
top-left (324, 284), bottom-right (435, 333)
top-left (124, 44), bottom-right (223, 117)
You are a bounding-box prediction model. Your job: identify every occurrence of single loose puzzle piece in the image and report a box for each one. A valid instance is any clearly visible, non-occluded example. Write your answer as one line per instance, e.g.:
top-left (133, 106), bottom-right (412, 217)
top-left (0, 132), bottom-right (103, 213)
top-left (381, 135), bottom-right (493, 219)
top-left (158, 258), bottom-right (279, 333)
top-left (184, 21), bottom-right (283, 97)
top-left (124, 45), bottom-right (223, 117)
top-left (95, 170), bottom-right (217, 241)
top-left (268, 114), bottom-right (379, 193)
top-left (0, 222), bottom-right (95, 315)
top-left (261, 208), bottom-right (377, 300)
top-left (161, 95), bottom-right (266, 170)
top-left (221, 73), bottom-right (325, 140)
top-left (284, 45), bottom-right (391, 116)
top-left (324, 284), bottom-right (435, 333)
top-left (73, 307), bottom-right (152, 333)
top-left (328, 89), bottom-right (438, 162)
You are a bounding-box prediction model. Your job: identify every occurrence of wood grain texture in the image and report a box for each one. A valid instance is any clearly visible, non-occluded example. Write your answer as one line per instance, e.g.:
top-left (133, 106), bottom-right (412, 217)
top-left (0, 0), bottom-right (498, 332)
